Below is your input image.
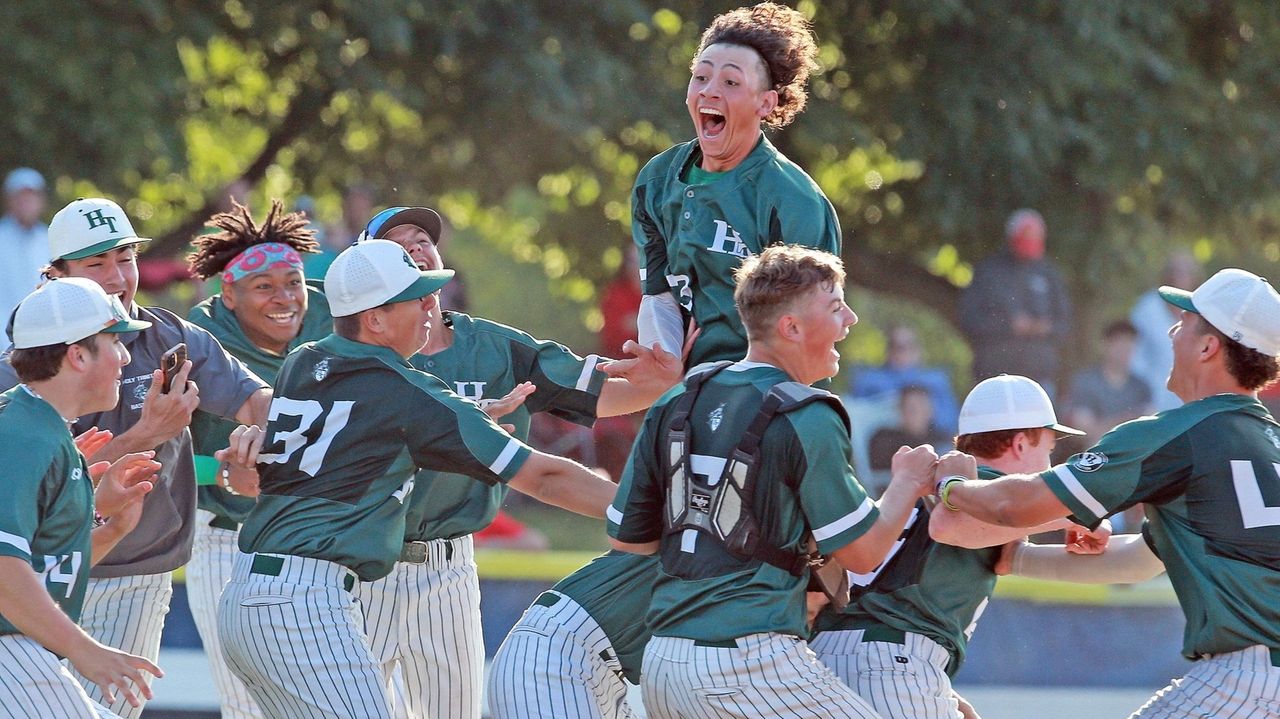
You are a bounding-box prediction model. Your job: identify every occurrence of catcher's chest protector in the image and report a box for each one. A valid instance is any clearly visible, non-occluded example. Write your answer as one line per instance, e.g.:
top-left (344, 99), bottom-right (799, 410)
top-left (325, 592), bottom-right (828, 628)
top-left (662, 362), bottom-right (851, 577)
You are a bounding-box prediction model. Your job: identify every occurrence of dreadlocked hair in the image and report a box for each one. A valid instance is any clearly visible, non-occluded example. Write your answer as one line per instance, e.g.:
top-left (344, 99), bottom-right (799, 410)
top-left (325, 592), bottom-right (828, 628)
top-left (187, 199), bottom-right (319, 280)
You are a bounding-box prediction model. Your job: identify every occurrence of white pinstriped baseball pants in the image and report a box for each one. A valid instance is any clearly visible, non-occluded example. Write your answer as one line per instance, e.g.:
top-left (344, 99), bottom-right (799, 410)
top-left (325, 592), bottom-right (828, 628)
top-left (186, 511), bottom-right (261, 718)
top-left (0, 634), bottom-right (121, 718)
top-left (67, 571), bottom-right (172, 719)
top-left (1130, 645), bottom-right (1280, 718)
top-left (810, 628), bottom-right (961, 719)
top-left (641, 633), bottom-right (883, 719)
top-left (355, 535), bottom-right (483, 719)
top-left (218, 552), bottom-right (391, 719)
top-left (487, 590), bottom-right (635, 719)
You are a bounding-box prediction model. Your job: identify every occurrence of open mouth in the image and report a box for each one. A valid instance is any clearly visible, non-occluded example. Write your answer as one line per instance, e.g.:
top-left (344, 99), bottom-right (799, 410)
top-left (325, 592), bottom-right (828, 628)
top-left (699, 108), bottom-right (726, 138)
top-left (265, 311), bottom-right (298, 325)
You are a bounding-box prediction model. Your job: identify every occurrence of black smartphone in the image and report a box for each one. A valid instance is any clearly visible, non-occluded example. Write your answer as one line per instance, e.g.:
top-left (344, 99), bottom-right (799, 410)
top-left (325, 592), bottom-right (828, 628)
top-left (160, 343), bottom-right (188, 393)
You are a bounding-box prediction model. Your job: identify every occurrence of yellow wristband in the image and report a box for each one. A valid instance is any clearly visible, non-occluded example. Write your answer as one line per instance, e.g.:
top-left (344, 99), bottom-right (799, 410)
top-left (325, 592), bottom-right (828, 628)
top-left (938, 475), bottom-right (966, 511)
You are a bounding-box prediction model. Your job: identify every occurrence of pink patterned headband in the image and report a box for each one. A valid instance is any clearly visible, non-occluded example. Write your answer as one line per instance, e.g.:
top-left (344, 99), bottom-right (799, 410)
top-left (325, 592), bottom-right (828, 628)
top-left (221, 242), bottom-right (305, 284)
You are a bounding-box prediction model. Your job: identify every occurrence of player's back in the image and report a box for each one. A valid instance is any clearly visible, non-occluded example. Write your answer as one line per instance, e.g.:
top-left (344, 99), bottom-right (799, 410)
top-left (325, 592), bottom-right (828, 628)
top-left (1145, 396), bottom-right (1280, 656)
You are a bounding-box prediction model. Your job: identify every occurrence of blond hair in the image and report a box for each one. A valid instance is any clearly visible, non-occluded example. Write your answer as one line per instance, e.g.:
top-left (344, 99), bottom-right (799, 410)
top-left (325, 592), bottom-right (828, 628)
top-left (734, 245), bottom-right (845, 340)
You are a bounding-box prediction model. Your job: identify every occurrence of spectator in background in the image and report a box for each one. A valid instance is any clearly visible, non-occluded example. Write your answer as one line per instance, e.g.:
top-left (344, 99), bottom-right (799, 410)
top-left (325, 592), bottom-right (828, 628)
top-left (1129, 251), bottom-right (1202, 412)
top-left (594, 245), bottom-right (644, 478)
top-left (1063, 320), bottom-right (1153, 443)
top-left (0, 167), bottom-right (49, 323)
top-left (850, 324), bottom-right (960, 435)
top-left (1062, 320), bottom-right (1153, 533)
top-left (599, 246), bottom-right (643, 358)
top-left (866, 386), bottom-right (950, 494)
top-left (305, 183), bottom-right (376, 279)
top-left (960, 209), bottom-right (1072, 397)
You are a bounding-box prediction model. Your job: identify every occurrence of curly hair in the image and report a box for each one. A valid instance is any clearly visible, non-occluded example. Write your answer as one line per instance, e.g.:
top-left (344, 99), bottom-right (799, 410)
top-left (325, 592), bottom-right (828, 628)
top-left (695, 2), bottom-right (820, 128)
top-left (1196, 315), bottom-right (1280, 391)
top-left (187, 199), bottom-right (319, 281)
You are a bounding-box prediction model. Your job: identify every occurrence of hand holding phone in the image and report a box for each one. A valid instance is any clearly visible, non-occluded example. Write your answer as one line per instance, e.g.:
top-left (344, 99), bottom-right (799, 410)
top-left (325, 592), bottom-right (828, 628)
top-left (160, 343), bottom-right (188, 394)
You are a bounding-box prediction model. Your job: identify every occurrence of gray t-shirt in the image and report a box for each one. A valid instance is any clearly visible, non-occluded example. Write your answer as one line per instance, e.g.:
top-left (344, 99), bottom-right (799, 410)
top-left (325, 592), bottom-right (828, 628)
top-left (0, 304), bottom-right (266, 577)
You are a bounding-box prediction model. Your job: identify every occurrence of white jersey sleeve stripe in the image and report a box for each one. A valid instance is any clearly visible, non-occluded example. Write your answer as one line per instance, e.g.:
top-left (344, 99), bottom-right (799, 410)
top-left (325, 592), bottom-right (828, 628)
top-left (606, 505), bottom-right (625, 526)
top-left (812, 498), bottom-right (876, 542)
top-left (488, 439), bottom-right (521, 475)
top-left (1052, 465), bottom-right (1108, 518)
top-left (0, 530), bottom-right (31, 556)
top-left (575, 355), bottom-right (600, 391)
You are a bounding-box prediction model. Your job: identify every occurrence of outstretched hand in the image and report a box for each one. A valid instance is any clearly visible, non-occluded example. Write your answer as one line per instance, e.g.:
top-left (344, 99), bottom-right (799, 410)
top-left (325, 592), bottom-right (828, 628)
top-left (73, 427), bottom-right (114, 462)
top-left (215, 424), bottom-right (265, 470)
top-left (600, 340), bottom-right (683, 393)
top-left (66, 640), bottom-right (163, 710)
top-left (479, 382), bottom-right (536, 422)
top-left (92, 451), bottom-right (160, 519)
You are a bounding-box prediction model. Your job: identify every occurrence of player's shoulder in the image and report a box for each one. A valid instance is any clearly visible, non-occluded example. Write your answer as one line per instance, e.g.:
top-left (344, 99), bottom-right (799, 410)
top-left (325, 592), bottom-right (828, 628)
top-left (636, 140), bottom-right (698, 186)
top-left (0, 392), bottom-right (64, 465)
top-left (457, 313), bottom-right (542, 349)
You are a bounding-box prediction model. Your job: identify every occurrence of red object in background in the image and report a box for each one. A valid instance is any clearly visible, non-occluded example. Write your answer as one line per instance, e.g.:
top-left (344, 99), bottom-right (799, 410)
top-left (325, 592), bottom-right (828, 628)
top-left (598, 275), bottom-right (641, 358)
top-left (137, 257), bottom-right (193, 290)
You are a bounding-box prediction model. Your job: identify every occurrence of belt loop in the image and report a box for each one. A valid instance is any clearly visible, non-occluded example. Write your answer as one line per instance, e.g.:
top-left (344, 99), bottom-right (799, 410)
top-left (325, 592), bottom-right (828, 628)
top-left (445, 540), bottom-right (454, 562)
top-left (1269, 647), bottom-right (1280, 668)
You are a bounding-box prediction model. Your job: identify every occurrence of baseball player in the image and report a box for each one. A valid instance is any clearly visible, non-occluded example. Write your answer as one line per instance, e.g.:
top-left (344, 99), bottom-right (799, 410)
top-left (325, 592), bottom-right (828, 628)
top-left (0, 278), bottom-right (163, 718)
top-left (938, 268), bottom-right (1280, 717)
top-left (812, 374), bottom-right (1100, 718)
top-left (634, 2), bottom-right (840, 368)
top-left (216, 240), bottom-right (619, 719)
top-left (609, 246), bottom-right (939, 719)
top-left (351, 206), bottom-right (681, 719)
top-left (182, 199), bottom-right (333, 719)
top-left (487, 550), bottom-right (659, 718)
top-left (0, 197), bottom-right (272, 719)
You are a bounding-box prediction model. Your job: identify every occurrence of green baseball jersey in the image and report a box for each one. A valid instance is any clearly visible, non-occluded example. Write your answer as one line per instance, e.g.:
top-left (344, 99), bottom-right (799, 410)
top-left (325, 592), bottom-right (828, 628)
top-left (238, 334), bottom-right (533, 581)
top-left (403, 312), bottom-right (606, 541)
top-left (632, 135), bottom-right (841, 367)
top-left (818, 466), bottom-right (1005, 675)
top-left (1041, 394), bottom-right (1280, 658)
top-left (608, 361), bottom-right (878, 643)
top-left (552, 550), bottom-right (660, 683)
top-left (188, 282), bottom-right (333, 524)
top-left (0, 387), bottom-right (93, 636)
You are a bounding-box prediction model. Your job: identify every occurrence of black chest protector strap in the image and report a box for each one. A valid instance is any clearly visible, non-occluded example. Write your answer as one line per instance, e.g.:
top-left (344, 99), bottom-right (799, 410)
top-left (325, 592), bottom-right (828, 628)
top-left (664, 365), bottom-right (851, 577)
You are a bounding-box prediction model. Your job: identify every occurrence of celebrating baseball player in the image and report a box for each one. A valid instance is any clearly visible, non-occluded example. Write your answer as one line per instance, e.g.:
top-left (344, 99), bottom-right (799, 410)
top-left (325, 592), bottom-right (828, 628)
top-left (634, 2), bottom-right (841, 368)
top-left (183, 199), bottom-right (333, 719)
top-left (0, 278), bottom-right (163, 718)
top-left (215, 240), bottom-right (618, 718)
top-left (487, 549), bottom-right (659, 719)
top-left (937, 268), bottom-right (1280, 717)
top-left (0, 197), bottom-right (272, 718)
top-left (812, 374), bottom-right (1106, 719)
top-left (609, 246), bottom-right (939, 718)
top-left (352, 206), bottom-right (681, 719)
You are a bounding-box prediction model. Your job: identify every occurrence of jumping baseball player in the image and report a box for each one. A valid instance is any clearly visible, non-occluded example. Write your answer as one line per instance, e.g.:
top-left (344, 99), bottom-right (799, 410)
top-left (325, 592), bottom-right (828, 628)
top-left (812, 374), bottom-right (1097, 718)
top-left (609, 246), bottom-right (939, 719)
top-left (487, 550), bottom-right (659, 718)
top-left (0, 197), bottom-right (272, 719)
top-left (183, 199), bottom-right (333, 719)
top-left (634, 2), bottom-right (840, 367)
top-left (0, 278), bottom-right (162, 718)
top-left (351, 206), bottom-right (681, 719)
top-left (216, 240), bottom-right (618, 719)
top-left (938, 268), bottom-right (1280, 717)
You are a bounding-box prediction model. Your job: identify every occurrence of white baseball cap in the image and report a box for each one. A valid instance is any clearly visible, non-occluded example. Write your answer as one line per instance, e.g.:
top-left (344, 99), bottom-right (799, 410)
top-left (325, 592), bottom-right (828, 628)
top-left (1160, 268), bottom-right (1280, 357)
top-left (324, 239), bottom-right (453, 318)
top-left (3, 167), bottom-right (46, 195)
top-left (49, 198), bottom-right (150, 261)
top-left (11, 277), bottom-right (151, 349)
top-left (958, 374), bottom-right (1084, 436)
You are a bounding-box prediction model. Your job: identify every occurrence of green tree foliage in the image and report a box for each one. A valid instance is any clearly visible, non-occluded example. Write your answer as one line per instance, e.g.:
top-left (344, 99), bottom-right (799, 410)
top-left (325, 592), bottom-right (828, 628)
top-left (3, 1), bottom-right (1278, 350)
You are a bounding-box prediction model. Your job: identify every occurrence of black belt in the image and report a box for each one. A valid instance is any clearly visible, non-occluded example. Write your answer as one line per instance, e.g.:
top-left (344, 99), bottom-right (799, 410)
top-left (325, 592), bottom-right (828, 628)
top-left (209, 515), bottom-right (239, 532)
top-left (1272, 649), bottom-right (1280, 668)
top-left (249, 554), bottom-right (355, 592)
top-left (533, 591), bottom-right (561, 608)
top-left (858, 623), bottom-right (906, 645)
